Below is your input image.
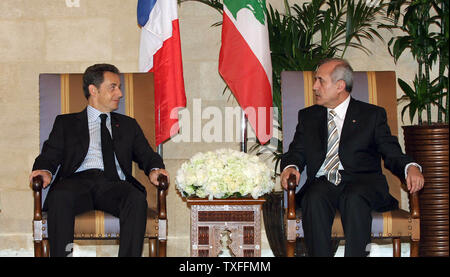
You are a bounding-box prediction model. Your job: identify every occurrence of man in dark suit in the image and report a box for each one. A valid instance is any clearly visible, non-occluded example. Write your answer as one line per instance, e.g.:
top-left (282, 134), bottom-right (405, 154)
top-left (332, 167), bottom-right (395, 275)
top-left (280, 58), bottom-right (424, 257)
top-left (29, 64), bottom-right (169, 257)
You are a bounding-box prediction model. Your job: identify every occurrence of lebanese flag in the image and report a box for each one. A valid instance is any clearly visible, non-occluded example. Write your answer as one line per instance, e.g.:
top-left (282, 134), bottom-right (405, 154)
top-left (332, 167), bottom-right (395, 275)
top-left (138, 0), bottom-right (186, 146)
top-left (219, 0), bottom-right (273, 145)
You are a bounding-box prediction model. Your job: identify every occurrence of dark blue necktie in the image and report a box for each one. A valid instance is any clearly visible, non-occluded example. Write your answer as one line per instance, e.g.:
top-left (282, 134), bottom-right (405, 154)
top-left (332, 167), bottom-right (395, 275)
top-left (100, 114), bottom-right (120, 181)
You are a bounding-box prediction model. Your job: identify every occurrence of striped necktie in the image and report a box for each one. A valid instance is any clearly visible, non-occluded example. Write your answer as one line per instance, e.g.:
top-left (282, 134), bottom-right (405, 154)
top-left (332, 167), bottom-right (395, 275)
top-left (323, 110), bottom-right (341, 185)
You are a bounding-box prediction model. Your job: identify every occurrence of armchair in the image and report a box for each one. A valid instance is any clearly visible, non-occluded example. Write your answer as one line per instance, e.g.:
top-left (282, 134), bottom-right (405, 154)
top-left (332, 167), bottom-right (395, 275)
top-left (31, 72), bottom-right (169, 257)
top-left (280, 71), bottom-right (420, 257)
top-left (285, 174), bottom-right (420, 257)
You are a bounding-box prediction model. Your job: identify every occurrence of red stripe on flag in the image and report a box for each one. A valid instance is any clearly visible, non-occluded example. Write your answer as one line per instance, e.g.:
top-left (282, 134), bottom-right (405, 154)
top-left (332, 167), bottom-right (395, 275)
top-left (150, 19), bottom-right (186, 146)
top-left (219, 13), bottom-right (273, 144)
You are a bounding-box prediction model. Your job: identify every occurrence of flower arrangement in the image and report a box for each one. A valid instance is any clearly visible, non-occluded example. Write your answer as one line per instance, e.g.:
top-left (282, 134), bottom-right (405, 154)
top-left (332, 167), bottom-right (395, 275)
top-left (175, 149), bottom-right (274, 200)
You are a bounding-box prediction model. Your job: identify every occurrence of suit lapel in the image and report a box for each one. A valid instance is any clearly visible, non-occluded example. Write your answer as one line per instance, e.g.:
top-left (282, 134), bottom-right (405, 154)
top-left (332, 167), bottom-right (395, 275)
top-left (318, 107), bottom-right (328, 154)
top-left (111, 112), bottom-right (122, 145)
top-left (110, 113), bottom-right (124, 167)
top-left (340, 97), bottom-right (360, 146)
top-left (74, 108), bottom-right (90, 156)
top-left (68, 108), bottom-right (90, 173)
top-left (307, 106), bottom-right (328, 176)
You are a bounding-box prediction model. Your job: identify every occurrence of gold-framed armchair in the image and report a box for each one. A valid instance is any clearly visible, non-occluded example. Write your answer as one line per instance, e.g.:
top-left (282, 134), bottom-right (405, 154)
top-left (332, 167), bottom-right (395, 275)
top-left (31, 72), bottom-right (169, 257)
top-left (280, 71), bottom-right (420, 257)
top-left (285, 174), bottom-right (420, 257)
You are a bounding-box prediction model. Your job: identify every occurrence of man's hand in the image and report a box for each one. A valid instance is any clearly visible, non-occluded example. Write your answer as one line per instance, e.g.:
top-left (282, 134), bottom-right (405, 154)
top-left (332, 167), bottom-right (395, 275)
top-left (29, 170), bottom-right (52, 189)
top-left (406, 165), bottom-right (424, 194)
top-left (149, 169), bottom-right (170, 187)
top-left (280, 167), bottom-right (300, 190)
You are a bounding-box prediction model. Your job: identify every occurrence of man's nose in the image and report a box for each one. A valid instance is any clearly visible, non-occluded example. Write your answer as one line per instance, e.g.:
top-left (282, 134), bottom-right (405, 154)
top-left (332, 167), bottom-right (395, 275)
top-left (312, 80), bottom-right (319, 90)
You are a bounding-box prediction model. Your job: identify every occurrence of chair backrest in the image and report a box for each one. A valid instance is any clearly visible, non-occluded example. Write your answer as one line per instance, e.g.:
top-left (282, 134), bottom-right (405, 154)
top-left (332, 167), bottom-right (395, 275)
top-left (38, 72), bottom-right (157, 208)
top-left (281, 71), bottom-right (402, 203)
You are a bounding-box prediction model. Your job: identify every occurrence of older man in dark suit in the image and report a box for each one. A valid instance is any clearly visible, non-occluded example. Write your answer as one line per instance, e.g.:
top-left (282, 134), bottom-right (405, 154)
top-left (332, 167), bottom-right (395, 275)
top-left (29, 64), bottom-right (169, 257)
top-left (280, 58), bottom-right (424, 257)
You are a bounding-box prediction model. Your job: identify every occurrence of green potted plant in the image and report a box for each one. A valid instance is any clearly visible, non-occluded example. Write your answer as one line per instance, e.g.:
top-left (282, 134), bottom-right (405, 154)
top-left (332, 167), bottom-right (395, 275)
top-left (381, 0), bottom-right (449, 257)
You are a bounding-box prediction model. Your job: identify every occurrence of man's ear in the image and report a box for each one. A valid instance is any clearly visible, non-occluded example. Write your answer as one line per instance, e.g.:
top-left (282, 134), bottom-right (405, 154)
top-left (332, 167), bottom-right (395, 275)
top-left (88, 84), bottom-right (98, 97)
top-left (336, 79), bottom-right (346, 92)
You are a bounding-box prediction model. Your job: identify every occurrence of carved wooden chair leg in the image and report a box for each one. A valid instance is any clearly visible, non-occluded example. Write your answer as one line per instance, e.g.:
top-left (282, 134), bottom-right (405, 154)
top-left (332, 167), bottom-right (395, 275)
top-left (410, 240), bottom-right (419, 257)
top-left (32, 176), bottom-right (46, 257)
top-left (393, 238), bottom-right (401, 257)
top-left (159, 240), bottom-right (167, 257)
top-left (286, 241), bottom-right (296, 257)
top-left (286, 174), bottom-right (298, 258)
top-left (149, 238), bottom-right (157, 257)
top-left (42, 240), bottom-right (50, 257)
top-left (156, 175), bottom-right (168, 257)
top-left (34, 241), bottom-right (43, 257)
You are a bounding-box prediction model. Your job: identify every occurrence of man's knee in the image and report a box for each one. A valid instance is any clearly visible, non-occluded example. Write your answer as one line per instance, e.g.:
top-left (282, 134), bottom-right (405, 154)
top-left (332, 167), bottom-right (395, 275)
top-left (340, 185), bottom-right (371, 210)
top-left (124, 188), bottom-right (148, 210)
top-left (301, 180), bottom-right (336, 209)
top-left (46, 189), bottom-right (76, 209)
top-left (302, 189), bottom-right (326, 208)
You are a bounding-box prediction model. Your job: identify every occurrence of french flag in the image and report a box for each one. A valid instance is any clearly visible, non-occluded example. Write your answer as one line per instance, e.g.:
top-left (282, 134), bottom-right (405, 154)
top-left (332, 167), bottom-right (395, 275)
top-left (138, 0), bottom-right (186, 146)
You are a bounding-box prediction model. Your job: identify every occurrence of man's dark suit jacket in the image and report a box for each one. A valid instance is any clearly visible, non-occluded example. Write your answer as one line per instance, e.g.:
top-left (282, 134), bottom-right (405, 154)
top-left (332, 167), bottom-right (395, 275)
top-left (281, 97), bottom-right (414, 212)
top-left (33, 108), bottom-right (165, 195)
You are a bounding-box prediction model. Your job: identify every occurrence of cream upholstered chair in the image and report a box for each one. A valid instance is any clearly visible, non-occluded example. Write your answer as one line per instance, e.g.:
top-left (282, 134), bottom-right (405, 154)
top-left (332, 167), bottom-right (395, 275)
top-left (281, 71), bottom-right (420, 257)
top-left (32, 72), bottom-right (168, 257)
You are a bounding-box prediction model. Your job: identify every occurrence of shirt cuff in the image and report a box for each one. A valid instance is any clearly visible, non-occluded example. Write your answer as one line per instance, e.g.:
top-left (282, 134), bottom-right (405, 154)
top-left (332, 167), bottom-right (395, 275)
top-left (405, 162), bottom-right (422, 178)
top-left (42, 169), bottom-right (53, 180)
top-left (283, 164), bottom-right (299, 172)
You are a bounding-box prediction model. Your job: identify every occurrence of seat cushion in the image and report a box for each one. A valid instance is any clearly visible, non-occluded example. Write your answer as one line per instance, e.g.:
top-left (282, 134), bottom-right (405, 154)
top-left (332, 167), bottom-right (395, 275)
top-left (293, 209), bottom-right (419, 239)
top-left (41, 208), bottom-right (160, 239)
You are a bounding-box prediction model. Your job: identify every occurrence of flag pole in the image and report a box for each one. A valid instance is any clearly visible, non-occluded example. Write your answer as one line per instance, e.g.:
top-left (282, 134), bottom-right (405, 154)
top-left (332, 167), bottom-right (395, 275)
top-left (240, 109), bottom-right (247, 153)
top-left (157, 144), bottom-right (163, 157)
top-left (157, 109), bottom-right (163, 157)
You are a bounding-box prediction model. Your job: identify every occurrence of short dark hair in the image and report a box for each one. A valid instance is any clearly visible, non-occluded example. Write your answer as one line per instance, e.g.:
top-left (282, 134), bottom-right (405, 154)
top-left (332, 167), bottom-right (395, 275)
top-left (82, 64), bottom-right (120, 99)
top-left (316, 58), bottom-right (354, 93)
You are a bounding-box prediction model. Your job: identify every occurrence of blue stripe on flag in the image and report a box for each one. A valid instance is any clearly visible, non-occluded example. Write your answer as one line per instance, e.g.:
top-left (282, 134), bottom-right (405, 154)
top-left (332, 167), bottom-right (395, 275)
top-left (137, 0), bottom-right (157, 27)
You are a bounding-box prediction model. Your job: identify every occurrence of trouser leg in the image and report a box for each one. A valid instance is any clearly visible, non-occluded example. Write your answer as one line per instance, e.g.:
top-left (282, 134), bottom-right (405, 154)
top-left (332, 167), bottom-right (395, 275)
top-left (45, 175), bottom-right (94, 257)
top-left (299, 177), bottom-right (341, 257)
top-left (339, 183), bottom-right (372, 257)
top-left (118, 188), bottom-right (147, 257)
top-left (46, 170), bottom-right (148, 257)
top-left (93, 180), bottom-right (148, 257)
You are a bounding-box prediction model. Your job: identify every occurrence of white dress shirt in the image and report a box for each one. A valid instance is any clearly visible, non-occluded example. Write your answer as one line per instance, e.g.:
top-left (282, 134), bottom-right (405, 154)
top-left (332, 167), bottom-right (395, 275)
top-left (75, 105), bottom-right (126, 180)
top-left (314, 95), bottom-right (351, 177)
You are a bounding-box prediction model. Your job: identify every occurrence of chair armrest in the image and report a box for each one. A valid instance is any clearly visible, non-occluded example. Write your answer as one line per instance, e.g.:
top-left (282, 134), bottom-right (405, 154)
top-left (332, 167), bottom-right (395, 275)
top-left (31, 176), bottom-right (43, 221)
top-left (287, 174), bottom-right (297, 220)
top-left (400, 180), bottom-right (420, 219)
top-left (157, 174), bottom-right (169, 220)
top-left (409, 191), bottom-right (420, 219)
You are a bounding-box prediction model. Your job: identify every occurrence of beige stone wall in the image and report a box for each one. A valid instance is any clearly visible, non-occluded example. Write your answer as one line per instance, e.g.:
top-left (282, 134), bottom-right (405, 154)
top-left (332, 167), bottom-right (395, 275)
top-left (0, 0), bottom-right (142, 256)
top-left (0, 0), bottom-right (419, 257)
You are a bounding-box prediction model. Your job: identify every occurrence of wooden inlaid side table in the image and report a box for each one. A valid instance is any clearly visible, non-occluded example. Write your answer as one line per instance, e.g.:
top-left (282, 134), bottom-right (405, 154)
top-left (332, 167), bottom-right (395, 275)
top-left (187, 198), bottom-right (266, 257)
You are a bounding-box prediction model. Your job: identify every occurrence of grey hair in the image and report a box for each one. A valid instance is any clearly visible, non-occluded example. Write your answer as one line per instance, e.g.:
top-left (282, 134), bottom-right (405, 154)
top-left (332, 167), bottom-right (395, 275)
top-left (317, 58), bottom-right (354, 93)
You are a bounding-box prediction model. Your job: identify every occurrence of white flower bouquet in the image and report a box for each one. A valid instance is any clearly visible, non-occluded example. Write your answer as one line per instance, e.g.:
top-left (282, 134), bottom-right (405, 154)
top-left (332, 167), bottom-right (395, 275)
top-left (175, 148), bottom-right (274, 200)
